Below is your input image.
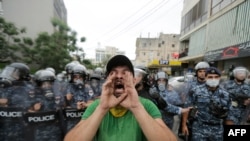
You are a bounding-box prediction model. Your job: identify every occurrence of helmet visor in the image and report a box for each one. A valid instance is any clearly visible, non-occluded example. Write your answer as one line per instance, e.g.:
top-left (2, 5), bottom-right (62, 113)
top-left (0, 66), bottom-right (20, 81)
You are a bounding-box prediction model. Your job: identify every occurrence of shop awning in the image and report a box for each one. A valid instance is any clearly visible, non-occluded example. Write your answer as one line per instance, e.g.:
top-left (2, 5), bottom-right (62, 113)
top-left (178, 54), bottom-right (204, 62)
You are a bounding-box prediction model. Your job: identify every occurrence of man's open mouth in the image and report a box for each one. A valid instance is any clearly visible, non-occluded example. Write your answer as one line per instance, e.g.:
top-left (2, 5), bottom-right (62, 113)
top-left (114, 80), bottom-right (124, 95)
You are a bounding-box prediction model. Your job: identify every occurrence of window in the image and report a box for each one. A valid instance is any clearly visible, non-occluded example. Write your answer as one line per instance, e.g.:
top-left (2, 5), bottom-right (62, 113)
top-left (162, 41), bottom-right (165, 44)
top-left (172, 44), bottom-right (175, 48)
top-left (158, 43), bottom-right (161, 47)
top-left (181, 0), bottom-right (209, 34)
top-left (211, 0), bottom-right (234, 15)
top-left (192, 5), bottom-right (198, 22)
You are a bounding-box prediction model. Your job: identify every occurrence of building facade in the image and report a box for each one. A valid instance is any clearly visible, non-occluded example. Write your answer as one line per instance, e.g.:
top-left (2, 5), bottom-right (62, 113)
top-left (95, 46), bottom-right (125, 65)
top-left (1, 0), bottom-right (67, 39)
top-left (179, 0), bottom-right (250, 74)
top-left (135, 33), bottom-right (182, 75)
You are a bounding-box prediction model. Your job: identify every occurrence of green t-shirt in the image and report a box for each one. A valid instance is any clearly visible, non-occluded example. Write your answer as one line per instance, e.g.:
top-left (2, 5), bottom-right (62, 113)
top-left (82, 97), bottom-right (161, 141)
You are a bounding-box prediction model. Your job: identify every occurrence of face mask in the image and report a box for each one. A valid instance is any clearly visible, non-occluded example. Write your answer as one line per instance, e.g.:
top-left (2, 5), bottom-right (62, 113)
top-left (55, 96), bottom-right (61, 104)
top-left (158, 83), bottom-right (166, 91)
top-left (43, 88), bottom-right (54, 100)
top-left (74, 79), bottom-right (84, 89)
top-left (91, 81), bottom-right (98, 88)
top-left (206, 79), bottom-right (220, 87)
top-left (28, 91), bottom-right (35, 98)
top-left (89, 89), bottom-right (94, 96)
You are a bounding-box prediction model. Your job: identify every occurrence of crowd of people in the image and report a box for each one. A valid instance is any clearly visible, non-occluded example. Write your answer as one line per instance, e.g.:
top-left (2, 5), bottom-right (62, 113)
top-left (0, 55), bottom-right (249, 141)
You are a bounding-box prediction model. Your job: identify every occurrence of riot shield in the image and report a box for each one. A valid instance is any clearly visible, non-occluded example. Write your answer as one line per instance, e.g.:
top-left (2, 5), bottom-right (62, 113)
top-left (63, 108), bottom-right (86, 132)
top-left (168, 78), bottom-right (191, 106)
top-left (0, 107), bottom-right (25, 141)
top-left (23, 110), bottom-right (62, 141)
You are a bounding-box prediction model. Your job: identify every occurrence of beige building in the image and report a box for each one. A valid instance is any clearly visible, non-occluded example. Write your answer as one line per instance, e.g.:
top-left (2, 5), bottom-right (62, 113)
top-left (95, 46), bottom-right (125, 65)
top-left (135, 33), bottom-right (182, 75)
top-left (179, 0), bottom-right (250, 73)
top-left (1, 0), bottom-right (67, 39)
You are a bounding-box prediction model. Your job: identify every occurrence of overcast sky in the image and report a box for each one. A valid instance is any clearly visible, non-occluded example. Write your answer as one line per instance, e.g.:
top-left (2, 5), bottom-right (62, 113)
top-left (64, 0), bottom-right (184, 60)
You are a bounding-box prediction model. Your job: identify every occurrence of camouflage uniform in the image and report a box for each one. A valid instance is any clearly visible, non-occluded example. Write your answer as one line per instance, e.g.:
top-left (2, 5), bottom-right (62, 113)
top-left (222, 80), bottom-right (250, 124)
top-left (23, 69), bottom-right (63, 141)
top-left (26, 88), bottom-right (63, 141)
top-left (158, 86), bottom-right (182, 128)
top-left (185, 84), bottom-right (230, 141)
top-left (64, 83), bottom-right (93, 132)
top-left (0, 82), bottom-right (30, 141)
top-left (181, 79), bottom-right (207, 108)
top-left (87, 73), bottom-right (103, 98)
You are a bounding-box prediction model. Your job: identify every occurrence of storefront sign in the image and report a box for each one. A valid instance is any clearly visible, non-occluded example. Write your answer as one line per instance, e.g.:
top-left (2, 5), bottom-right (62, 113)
top-left (159, 59), bottom-right (169, 65)
top-left (204, 41), bottom-right (250, 62)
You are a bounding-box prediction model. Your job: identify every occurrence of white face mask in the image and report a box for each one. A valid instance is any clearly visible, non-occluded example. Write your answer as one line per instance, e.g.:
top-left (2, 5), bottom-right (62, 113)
top-left (158, 83), bottom-right (166, 91)
top-left (206, 79), bottom-right (220, 87)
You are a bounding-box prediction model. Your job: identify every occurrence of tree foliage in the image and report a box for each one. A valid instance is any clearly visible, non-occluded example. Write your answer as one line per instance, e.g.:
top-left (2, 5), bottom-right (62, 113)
top-left (21, 18), bottom-right (88, 73)
top-left (0, 17), bottom-right (97, 73)
top-left (0, 17), bottom-right (27, 63)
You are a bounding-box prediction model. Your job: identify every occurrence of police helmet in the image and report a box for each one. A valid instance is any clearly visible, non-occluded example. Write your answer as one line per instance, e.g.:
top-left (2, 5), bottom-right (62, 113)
top-left (233, 66), bottom-right (249, 78)
top-left (0, 62), bottom-right (30, 81)
top-left (35, 69), bottom-right (56, 83)
top-left (45, 67), bottom-right (55, 74)
top-left (71, 64), bottom-right (86, 78)
top-left (94, 67), bottom-right (103, 75)
top-left (65, 61), bottom-right (80, 74)
top-left (135, 65), bottom-right (149, 74)
top-left (155, 71), bottom-right (168, 80)
top-left (90, 73), bottom-right (101, 80)
top-left (134, 68), bottom-right (147, 78)
top-left (56, 73), bottom-right (65, 82)
top-left (194, 61), bottom-right (210, 71)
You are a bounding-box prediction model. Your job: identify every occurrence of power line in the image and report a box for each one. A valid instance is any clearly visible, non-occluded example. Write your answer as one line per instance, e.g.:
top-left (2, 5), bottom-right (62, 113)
top-left (93, 0), bottom-right (155, 40)
top-left (138, 0), bottom-right (183, 34)
top-left (104, 0), bottom-right (171, 43)
top-left (85, 0), bottom-right (167, 49)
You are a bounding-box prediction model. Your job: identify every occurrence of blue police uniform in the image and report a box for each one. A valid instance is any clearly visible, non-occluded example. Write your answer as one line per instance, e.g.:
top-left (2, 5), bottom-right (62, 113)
top-left (159, 86), bottom-right (182, 128)
top-left (185, 67), bottom-right (230, 141)
top-left (64, 83), bottom-right (93, 132)
top-left (0, 82), bottom-right (30, 141)
top-left (223, 80), bottom-right (250, 124)
top-left (22, 85), bottom-right (63, 141)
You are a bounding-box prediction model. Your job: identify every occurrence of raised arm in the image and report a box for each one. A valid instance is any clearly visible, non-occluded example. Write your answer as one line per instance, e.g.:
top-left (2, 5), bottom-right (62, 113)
top-left (120, 72), bottom-right (177, 141)
top-left (64, 71), bottom-right (127, 141)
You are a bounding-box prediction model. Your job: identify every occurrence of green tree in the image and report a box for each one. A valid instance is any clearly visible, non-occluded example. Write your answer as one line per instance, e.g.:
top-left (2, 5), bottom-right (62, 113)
top-left (0, 17), bottom-right (27, 63)
top-left (20, 18), bottom-right (86, 73)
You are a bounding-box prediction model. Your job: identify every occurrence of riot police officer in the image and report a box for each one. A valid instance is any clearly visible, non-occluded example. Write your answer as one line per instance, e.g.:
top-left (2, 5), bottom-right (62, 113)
top-left (0, 62), bottom-right (31, 141)
top-left (182, 67), bottom-right (230, 141)
top-left (133, 68), bottom-right (167, 111)
top-left (23, 69), bottom-right (63, 141)
top-left (153, 71), bottom-right (188, 129)
top-left (181, 61), bottom-right (210, 140)
top-left (88, 72), bottom-right (102, 99)
top-left (223, 66), bottom-right (250, 125)
top-left (64, 63), bottom-right (94, 132)
top-left (64, 61), bottom-right (80, 82)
